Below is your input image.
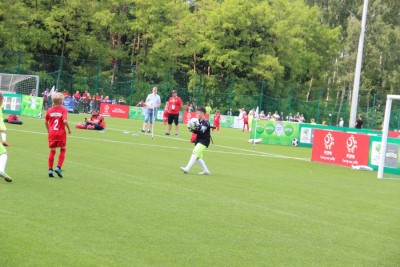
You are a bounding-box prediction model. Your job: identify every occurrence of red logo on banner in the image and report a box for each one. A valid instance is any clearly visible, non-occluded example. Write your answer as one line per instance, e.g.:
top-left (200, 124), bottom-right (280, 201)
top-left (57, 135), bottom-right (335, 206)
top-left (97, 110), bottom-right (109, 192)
top-left (183, 111), bottom-right (209, 123)
top-left (100, 103), bottom-right (129, 119)
top-left (311, 129), bottom-right (370, 167)
top-left (388, 131), bottom-right (400, 139)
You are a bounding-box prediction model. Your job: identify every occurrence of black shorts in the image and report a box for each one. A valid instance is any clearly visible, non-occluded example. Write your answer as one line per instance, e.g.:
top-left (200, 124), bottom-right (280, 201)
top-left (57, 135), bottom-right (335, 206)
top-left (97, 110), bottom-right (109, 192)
top-left (168, 113), bottom-right (179, 125)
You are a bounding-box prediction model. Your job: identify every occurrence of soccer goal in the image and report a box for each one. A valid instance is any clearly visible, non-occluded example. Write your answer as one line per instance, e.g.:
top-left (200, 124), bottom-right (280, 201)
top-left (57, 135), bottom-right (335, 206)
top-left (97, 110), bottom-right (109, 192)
top-left (378, 94), bottom-right (400, 179)
top-left (0, 73), bottom-right (39, 96)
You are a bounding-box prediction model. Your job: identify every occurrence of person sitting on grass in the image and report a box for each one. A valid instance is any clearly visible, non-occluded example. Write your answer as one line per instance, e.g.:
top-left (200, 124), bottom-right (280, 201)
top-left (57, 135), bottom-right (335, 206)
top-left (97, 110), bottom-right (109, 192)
top-left (4, 114), bottom-right (23, 125)
top-left (84, 109), bottom-right (106, 130)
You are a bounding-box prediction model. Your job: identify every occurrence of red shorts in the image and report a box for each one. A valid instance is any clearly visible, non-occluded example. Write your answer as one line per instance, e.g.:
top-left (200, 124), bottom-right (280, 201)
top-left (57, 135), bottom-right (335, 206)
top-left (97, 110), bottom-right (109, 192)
top-left (49, 140), bottom-right (66, 148)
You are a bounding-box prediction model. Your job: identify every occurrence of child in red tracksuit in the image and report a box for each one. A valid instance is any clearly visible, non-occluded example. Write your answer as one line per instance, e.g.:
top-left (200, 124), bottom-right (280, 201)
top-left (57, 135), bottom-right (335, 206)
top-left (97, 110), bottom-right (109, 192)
top-left (213, 110), bottom-right (221, 132)
top-left (242, 111), bottom-right (249, 132)
top-left (163, 101), bottom-right (169, 125)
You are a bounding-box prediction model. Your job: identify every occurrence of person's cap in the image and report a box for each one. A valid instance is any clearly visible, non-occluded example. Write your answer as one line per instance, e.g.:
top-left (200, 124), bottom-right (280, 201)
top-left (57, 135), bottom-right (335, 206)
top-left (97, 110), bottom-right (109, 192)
top-left (172, 90), bottom-right (177, 94)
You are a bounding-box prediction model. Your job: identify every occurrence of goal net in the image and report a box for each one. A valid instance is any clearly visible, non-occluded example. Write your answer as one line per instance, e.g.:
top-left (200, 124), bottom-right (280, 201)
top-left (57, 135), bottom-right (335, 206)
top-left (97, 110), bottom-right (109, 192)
top-left (0, 73), bottom-right (39, 96)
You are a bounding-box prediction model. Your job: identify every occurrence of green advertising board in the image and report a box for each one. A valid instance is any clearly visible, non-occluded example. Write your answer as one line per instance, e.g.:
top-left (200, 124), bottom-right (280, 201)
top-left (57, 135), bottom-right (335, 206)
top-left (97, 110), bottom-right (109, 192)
top-left (250, 120), bottom-right (300, 146)
top-left (129, 106), bottom-right (145, 120)
top-left (3, 93), bottom-right (22, 115)
top-left (129, 107), bottom-right (166, 122)
top-left (20, 96), bottom-right (43, 117)
top-left (209, 115), bottom-right (234, 128)
top-left (369, 136), bottom-right (400, 175)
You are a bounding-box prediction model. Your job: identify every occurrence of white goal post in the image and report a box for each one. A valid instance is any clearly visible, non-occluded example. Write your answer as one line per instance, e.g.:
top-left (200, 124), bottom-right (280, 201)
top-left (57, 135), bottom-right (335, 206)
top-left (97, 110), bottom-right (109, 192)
top-left (378, 94), bottom-right (400, 179)
top-left (0, 73), bottom-right (39, 96)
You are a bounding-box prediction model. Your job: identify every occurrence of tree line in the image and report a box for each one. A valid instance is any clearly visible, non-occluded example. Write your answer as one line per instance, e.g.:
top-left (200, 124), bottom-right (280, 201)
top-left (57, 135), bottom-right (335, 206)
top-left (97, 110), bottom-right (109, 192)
top-left (1, 0), bottom-right (400, 123)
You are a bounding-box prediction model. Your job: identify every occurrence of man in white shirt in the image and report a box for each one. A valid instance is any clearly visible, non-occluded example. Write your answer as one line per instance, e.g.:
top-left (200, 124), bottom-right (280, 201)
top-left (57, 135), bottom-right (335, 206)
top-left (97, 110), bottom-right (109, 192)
top-left (141, 87), bottom-right (161, 133)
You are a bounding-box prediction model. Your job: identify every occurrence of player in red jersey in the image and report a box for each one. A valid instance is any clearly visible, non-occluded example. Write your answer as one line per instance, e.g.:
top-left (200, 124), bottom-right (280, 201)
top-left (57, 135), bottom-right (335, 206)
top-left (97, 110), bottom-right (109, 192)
top-left (213, 110), bottom-right (221, 133)
top-left (165, 90), bottom-right (182, 136)
top-left (45, 92), bottom-right (72, 178)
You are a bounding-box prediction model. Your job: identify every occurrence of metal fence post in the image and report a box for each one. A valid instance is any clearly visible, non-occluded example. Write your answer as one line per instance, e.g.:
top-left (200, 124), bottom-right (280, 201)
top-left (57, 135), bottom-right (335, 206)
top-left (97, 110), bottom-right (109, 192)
top-left (130, 66), bottom-right (135, 105)
top-left (17, 50), bottom-right (22, 74)
top-left (95, 60), bottom-right (101, 94)
top-left (229, 78), bottom-right (234, 113)
top-left (259, 81), bottom-right (265, 110)
top-left (57, 55), bottom-right (63, 91)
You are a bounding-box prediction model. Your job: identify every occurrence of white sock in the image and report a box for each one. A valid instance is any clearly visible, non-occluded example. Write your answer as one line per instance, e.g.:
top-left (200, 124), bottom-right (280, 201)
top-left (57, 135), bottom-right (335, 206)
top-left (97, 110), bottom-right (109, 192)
top-left (185, 154), bottom-right (197, 171)
top-left (0, 153), bottom-right (7, 172)
top-left (197, 158), bottom-right (210, 173)
top-left (1, 132), bottom-right (6, 142)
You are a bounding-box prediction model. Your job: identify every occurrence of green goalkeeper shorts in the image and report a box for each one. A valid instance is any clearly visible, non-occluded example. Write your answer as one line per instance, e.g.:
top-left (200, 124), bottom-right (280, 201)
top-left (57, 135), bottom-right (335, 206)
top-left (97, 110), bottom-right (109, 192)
top-left (193, 143), bottom-right (206, 158)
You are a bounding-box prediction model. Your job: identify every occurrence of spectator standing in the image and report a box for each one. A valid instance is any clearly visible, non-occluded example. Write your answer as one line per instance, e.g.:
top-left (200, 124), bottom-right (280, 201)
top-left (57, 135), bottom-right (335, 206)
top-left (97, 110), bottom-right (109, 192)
top-left (45, 92), bottom-right (72, 178)
top-left (137, 100), bottom-right (145, 107)
top-left (165, 90), bottom-right (182, 136)
top-left (141, 87), bottom-right (161, 133)
top-left (205, 103), bottom-right (212, 115)
top-left (183, 102), bottom-right (190, 112)
top-left (338, 117), bottom-right (344, 127)
top-left (82, 90), bottom-right (90, 113)
top-left (213, 110), bottom-right (221, 133)
top-left (73, 90), bottom-right (81, 112)
top-left (355, 114), bottom-right (363, 129)
top-left (118, 97), bottom-right (126, 105)
top-left (42, 88), bottom-right (50, 110)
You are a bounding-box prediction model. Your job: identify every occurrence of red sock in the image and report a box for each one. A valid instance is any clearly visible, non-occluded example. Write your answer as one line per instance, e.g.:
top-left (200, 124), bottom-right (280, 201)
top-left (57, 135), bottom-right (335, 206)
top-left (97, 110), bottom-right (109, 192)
top-left (48, 150), bottom-right (56, 169)
top-left (58, 148), bottom-right (66, 168)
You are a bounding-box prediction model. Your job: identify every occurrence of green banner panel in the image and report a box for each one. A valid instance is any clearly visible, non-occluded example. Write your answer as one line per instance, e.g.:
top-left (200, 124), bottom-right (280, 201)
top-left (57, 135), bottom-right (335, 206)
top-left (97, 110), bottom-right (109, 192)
top-left (209, 115), bottom-right (234, 128)
top-left (129, 106), bottom-right (145, 120)
top-left (3, 93), bottom-right (22, 115)
top-left (250, 120), bottom-right (300, 146)
top-left (369, 136), bottom-right (400, 175)
top-left (20, 96), bottom-right (43, 117)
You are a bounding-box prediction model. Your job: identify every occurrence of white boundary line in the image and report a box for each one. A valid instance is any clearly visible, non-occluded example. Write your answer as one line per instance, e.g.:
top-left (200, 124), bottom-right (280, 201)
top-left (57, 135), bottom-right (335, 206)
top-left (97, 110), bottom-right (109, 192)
top-left (8, 128), bottom-right (310, 162)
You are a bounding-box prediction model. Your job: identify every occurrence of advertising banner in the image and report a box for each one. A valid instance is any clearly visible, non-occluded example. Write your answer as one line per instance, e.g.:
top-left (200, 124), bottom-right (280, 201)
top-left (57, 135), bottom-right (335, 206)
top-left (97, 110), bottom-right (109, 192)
top-left (100, 103), bottom-right (129, 119)
top-left (299, 123), bottom-right (382, 147)
top-left (20, 96), bottom-right (43, 117)
top-left (249, 120), bottom-right (300, 146)
top-left (62, 96), bottom-right (75, 112)
top-left (209, 115), bottom-right (233, 128)
top-left (311, 129), bottom-right (370, 167)
top-left (3, 94), bottom-right (22, 115)
top-left (129, 106), bottom-right (145, 120)
top-left (388, 131), bottom-right (400, 139)
top-left (368, 136), bottom-right (400, 175)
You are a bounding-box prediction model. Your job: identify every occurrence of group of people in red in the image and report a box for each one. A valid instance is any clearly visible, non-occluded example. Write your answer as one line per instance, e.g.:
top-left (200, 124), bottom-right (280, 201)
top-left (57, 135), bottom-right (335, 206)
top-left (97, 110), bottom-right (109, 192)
top-left (43, 89), bottom-right (127, 114)
top-left (162, 90), bottom-right (221, 136)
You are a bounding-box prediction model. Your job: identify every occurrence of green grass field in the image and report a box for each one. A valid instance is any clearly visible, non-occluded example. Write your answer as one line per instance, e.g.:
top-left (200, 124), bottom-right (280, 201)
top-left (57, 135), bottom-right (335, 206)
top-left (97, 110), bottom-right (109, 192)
top-left (1, 114), bottom-right (399, 266)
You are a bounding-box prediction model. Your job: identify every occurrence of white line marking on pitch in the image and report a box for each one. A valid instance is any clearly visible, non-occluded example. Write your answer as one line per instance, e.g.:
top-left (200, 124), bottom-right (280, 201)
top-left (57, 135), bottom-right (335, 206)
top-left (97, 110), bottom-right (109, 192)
top-left (8, 128), bottom-right (310, 161)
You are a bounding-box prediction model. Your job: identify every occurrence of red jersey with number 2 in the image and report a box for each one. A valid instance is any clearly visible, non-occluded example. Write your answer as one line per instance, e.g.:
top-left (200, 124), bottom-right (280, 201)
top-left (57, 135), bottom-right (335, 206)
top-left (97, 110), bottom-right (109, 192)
top-left (46, 106), bottom-right (68, 142)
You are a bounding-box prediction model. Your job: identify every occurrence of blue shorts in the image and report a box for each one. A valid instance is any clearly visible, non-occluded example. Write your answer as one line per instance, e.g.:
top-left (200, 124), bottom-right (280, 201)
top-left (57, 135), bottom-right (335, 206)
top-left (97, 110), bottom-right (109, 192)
top-left (144, 108), bottom-right (155, 123)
